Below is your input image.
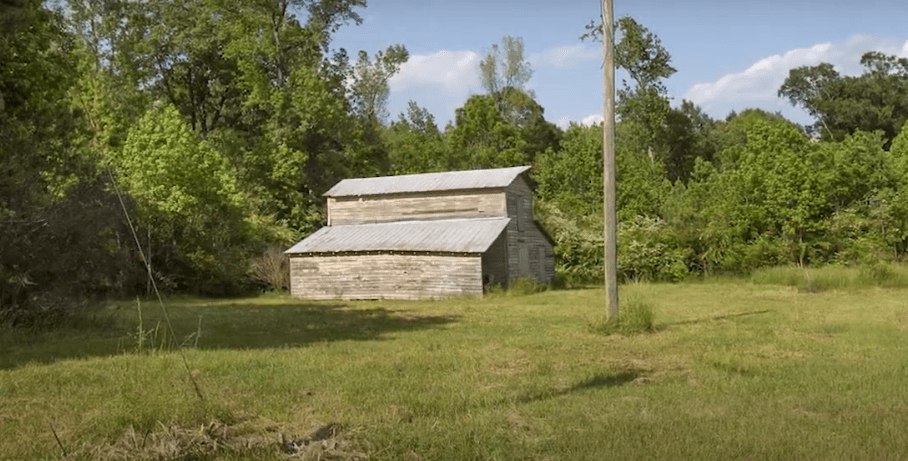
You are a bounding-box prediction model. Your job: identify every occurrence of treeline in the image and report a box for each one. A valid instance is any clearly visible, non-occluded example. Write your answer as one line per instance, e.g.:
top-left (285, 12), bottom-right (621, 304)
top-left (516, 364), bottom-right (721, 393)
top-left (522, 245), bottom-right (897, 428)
top-left (537, 18), bottom-right (908, 283)
top-left (2, 1), bottom-right (907, 323)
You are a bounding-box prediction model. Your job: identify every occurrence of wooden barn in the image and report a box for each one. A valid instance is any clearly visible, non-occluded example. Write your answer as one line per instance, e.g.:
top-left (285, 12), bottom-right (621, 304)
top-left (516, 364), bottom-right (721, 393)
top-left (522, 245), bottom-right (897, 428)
top-left (285, 166), bottom-right (555, 300)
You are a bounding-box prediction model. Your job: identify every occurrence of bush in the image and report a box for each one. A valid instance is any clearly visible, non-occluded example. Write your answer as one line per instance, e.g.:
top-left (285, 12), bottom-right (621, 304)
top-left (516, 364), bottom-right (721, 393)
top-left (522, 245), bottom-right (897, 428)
top-left (249, 246), bottom-right (290, 291)
top-left (535, 202), bottom-right (689, 286)
top-left (618, 216), bottom-right (689, 283)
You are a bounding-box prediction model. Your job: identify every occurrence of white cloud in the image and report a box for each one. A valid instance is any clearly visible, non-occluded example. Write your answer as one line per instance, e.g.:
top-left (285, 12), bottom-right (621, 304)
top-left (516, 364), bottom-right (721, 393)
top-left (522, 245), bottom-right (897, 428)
top-left (555, 114), bottom-right (603, 129)
top-left (386, 50), bottom-right (483, 124)
top-left (684, 35), bottom-right (908, 121)
top-left (530, 44), bottom-right (600, 70)
top-left (390, 50), bottom-right (481, 94)
top-left (581, 114), bottom-right (604, 126)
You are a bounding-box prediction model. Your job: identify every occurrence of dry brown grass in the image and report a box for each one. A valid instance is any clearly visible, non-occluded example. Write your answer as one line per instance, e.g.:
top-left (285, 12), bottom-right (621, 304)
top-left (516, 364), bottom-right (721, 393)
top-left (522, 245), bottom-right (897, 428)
top-left (57, 419), bottom-right (365, 461)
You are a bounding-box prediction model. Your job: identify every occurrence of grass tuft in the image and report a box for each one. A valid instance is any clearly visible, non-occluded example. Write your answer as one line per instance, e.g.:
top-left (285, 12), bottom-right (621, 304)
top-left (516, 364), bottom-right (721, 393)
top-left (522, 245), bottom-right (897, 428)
top-left (486, 276), bottom-right (548, 297)
top-left (591, 298), bottom-right (655, 335)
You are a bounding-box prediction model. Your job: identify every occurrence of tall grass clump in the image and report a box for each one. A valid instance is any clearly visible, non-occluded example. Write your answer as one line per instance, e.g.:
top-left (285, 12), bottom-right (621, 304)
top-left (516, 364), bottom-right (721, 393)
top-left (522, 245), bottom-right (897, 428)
top-left (750, 263), bottom-right (908, 292)
top-left (591, 298), bottom-right (655, 336)
top-left (130, 299), bottom-right (202, 353)
top-left (487, 277), bottom-right (547, 297)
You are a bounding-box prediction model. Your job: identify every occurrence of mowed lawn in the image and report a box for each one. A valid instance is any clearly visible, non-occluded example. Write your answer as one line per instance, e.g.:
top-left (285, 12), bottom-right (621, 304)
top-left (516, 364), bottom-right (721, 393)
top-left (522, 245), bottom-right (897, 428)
top-left (2, 281), bottom-right (908, 460)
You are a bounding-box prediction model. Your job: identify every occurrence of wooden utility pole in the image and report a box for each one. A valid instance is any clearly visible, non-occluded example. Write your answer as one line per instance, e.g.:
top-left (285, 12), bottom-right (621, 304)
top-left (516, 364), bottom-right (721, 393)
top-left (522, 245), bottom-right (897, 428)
top-left (602, 0), bottom-right (619, 322)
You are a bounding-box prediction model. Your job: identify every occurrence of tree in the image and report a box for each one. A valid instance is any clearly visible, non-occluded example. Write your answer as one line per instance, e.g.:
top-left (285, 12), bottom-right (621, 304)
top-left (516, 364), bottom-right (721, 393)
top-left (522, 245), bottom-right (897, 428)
top-left (1, 0), bottom-right (144, 323)
top-left (447, 94), bottom-right (528, 169)
top-left (497, 87), bottom-right (562, 160)
top-left (66, 0), bottom-right (373, 234)
top-left (710, 109), bottom-right (799, 169)
top-left (385, 101), bottom-right (449, 174)
top-left (713, 118), bottom-right (830, 267)
top-left (659, 100), bottom-right (718, 182)
top-left (479, 35), bottom-right (533, 98)
top-left (779, 52), bottom-right (908, 146)
top-left (584, 16), bottom-right (677, 166)
top-left (350, 44), bottom-right (409, 122)
top-left (1, 0), bottom-right (77, 311)
top-left (478, 35), bottom-right (545, 131)
top-left (536, 124), bottom-right (606, 217)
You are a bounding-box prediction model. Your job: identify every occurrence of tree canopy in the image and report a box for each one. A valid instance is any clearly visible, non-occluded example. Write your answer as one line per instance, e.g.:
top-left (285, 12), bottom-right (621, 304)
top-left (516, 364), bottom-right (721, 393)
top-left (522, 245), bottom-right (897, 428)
top-left (779, 52), bottom-right (908, 146)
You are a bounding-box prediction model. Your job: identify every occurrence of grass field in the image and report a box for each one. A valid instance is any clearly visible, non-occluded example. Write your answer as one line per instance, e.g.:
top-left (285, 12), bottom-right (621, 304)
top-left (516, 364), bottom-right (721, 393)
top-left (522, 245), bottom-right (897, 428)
top-left (2, 277), bottom-right (908, 460)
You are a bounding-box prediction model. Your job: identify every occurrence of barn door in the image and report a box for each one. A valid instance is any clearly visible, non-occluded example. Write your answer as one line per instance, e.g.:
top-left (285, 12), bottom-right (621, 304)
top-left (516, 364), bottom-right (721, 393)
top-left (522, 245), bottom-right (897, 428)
top-left (518, 247), bottom-right (529, 277)
top-left (536, 246), bottom-right (546, 282)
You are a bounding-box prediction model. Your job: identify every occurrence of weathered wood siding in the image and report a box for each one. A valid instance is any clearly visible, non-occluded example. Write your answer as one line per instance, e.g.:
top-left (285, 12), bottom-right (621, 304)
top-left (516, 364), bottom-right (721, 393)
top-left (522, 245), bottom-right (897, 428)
top-left (289, 253), bottom-right (483, 300)
top-left (328, 189), bottom-right (507, 225)
top-left (505, 176), bottom-right (556, 284)
top-left (481, 230), bottom-right (509, 287)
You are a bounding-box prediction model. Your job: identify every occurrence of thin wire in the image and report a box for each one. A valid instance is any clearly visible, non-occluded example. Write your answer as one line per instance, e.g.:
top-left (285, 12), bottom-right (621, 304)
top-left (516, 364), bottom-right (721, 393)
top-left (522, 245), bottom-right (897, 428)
top-left (107, 166), bottom-right (205, 402)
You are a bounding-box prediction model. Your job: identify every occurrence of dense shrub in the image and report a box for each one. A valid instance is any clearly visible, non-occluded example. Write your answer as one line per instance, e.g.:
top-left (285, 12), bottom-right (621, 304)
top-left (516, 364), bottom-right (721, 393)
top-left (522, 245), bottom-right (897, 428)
top-left (617, 216), bottom-right (688, 282)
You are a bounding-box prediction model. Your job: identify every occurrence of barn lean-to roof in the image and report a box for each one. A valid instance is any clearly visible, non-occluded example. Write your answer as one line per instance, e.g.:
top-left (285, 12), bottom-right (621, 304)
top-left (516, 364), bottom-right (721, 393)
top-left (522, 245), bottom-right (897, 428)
top-left (323, 166), bottom-right (530, 197)
top-left (285, 218), bottom-right (510, 254)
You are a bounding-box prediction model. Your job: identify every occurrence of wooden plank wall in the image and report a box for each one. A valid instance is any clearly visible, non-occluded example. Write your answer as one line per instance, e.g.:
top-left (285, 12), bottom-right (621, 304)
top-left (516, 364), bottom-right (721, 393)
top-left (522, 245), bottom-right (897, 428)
top-left (505, 176), bottom-right (556, 284)
top-left (289, 254), bottom-right (483, 300)
top-left (328, 189), bottom-right (507, 225)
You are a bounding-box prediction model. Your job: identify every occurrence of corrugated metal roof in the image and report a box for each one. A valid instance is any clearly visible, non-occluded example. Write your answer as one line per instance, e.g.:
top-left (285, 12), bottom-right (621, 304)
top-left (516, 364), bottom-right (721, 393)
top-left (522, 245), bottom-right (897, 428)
top-left (285, 218), bottom-right (510, 254)
top-left (324, 166), bottom-right (530, 197)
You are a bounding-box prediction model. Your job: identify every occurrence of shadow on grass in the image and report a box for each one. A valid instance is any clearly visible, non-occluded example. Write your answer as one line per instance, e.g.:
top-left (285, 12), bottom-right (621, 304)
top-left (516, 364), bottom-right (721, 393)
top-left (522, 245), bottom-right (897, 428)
top-left (661, 309), bottom-right (772, 328)
top-left (513, 371), bottom-right (640, 405)
top-left (0, 301), bottom-right (459, 370)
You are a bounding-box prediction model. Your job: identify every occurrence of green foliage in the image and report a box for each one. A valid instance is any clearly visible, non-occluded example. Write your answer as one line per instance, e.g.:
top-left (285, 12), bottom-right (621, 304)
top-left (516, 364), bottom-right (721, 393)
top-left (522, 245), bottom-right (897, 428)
top-left (779, 52), bottom-right (908, 146)
top-left (0, 0), bottom-right (147, 323)
top-left (447, 94), bottom-right (531, 169)
top-left (535, 123), bottom-right (604, 217)
top-left (385, 101), bottom-right (451, 174)
top-left (535, 121), bottom-right (671, 221)
top-left (12, 0), bottom-right (908, 313)
top-left (534, 200), bottom-right (603, 285)
top-left (115, 105), bottom-right (260, 293)
top-left (618, 217), bottom-right (688, 282)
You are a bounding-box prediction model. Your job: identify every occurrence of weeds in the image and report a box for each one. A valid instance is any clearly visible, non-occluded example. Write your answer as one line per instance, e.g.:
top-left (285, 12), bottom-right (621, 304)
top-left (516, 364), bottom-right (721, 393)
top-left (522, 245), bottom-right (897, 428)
top-left (751, 263), bottom-right (908, 292)
top-left (131, 298), bottom-right (201, 352)
top-left (591, 298), bottom-right (655, 335)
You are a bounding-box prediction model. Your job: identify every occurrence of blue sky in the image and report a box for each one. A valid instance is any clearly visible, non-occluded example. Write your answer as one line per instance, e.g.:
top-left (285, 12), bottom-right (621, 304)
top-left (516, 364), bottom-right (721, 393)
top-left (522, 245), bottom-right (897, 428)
top-left (333, 0), bottom-right (908, 128)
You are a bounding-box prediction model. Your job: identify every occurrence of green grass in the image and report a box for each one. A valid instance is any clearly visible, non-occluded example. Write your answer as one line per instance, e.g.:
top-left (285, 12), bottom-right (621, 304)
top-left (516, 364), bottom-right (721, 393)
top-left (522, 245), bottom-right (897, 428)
top-left (2, 279), bottom-right (908, 460)
top-left (751, 262), bottom-right (908, 292)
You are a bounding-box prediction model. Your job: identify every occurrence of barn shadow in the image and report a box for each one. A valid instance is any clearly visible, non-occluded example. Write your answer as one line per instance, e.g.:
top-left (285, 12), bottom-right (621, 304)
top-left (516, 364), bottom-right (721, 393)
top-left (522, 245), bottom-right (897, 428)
top-left (0, 300), bottom-right (459, 370)
top-left (184, 302), bottom-right (459, 351)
